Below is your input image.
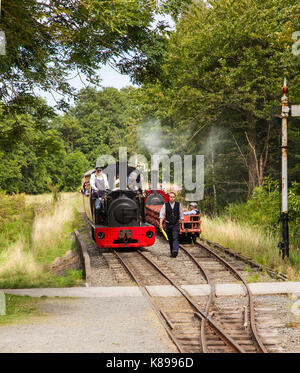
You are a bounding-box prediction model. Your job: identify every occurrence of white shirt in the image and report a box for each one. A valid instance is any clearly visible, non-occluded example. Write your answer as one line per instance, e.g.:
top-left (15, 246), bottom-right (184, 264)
top-left (184, 209), bottom-right (198, 216)
top-left (90, 172), bottom-right (109, 191)
top-left (159, 202), bottom-right (184, 221)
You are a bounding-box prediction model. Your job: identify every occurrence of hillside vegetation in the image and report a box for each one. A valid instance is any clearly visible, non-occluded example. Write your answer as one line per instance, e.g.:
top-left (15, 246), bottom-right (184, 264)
top-left (0, 192), bottom-right (83, 288)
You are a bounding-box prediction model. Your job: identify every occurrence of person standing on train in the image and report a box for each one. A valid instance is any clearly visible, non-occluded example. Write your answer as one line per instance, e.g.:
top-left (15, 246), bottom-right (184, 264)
top-left (159, 192), bottom-right (184, 258)
top-left (90, 166), bottom-right (109, 210)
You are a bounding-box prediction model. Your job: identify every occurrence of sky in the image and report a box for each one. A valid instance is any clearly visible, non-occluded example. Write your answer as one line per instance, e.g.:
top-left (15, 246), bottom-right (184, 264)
top-left (38, 13), bottom-right (175, 110)
top-left (37, 64), bottom-right (135, 109)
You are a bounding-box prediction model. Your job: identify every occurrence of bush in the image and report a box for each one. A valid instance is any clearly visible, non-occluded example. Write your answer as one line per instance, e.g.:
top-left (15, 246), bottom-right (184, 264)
top-left (226, 177), bottom-right (300, 249)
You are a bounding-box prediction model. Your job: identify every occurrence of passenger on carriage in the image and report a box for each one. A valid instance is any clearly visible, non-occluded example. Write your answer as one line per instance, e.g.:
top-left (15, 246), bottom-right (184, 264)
top-left (90, 166), bottom-right (109, 210)
top-left (184, 202), bottom-right (199, 216)
top-left (81, 176), bottom-right (90, 196)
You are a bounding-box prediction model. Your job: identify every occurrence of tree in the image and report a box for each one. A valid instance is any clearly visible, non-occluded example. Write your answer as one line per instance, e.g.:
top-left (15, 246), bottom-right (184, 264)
top-left (0, 0), bottom-right (162, 107)
top-left (60, 86), bottom-right (144, 164)
top-left (0, 101), bottom-right (65, 193)
top-left (152, 0), bottom-right (300, 195)
top-left (62, 151), bottom-right (89, 191)
top-left (53, 115), bottom-right (83, 153)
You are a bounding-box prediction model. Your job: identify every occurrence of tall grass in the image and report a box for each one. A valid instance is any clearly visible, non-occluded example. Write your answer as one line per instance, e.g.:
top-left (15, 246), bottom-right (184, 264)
top-left (202, 216), bottom-right (300, 280)
top-left (32, 193), bottom-right (81, 263)
top-left (0, 240), bottom-right (42, 278)
top-left (0, 192), bottom-right (83, 288)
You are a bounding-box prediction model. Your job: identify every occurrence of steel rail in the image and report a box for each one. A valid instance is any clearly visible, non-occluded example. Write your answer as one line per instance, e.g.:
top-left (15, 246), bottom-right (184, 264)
top-left (137, 249), bottom-right (246, 353)
top-left (112, 250), bottom-right (185, 353)
top-left (200, 237), bottom-right (287, 281)
top-left (178, 244), bottom-right (213, 353)
top-left (195, 242), bottom-right (268, 353)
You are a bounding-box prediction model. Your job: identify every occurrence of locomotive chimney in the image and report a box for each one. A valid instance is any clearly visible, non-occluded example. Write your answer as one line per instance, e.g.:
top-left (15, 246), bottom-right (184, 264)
top-left (151, 170), bottom-right (158, 191)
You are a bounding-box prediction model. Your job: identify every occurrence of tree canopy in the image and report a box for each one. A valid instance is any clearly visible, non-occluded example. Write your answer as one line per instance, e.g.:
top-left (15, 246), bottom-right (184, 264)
top-left (0, 0), bottom-right (164, 107)
top-left (136, 0), bottom-right (300, 204)
top-left (0, 0), bottom-right (299, 216)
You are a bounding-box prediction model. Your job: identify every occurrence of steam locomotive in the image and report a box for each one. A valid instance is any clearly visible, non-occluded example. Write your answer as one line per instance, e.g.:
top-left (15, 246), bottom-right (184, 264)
top-left (82, 163), bottom-right (155, 249)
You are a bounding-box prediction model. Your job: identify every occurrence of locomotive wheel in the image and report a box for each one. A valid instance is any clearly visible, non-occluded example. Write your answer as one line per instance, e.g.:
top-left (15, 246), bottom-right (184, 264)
top-left (91, 227), bottom-right (96, 242)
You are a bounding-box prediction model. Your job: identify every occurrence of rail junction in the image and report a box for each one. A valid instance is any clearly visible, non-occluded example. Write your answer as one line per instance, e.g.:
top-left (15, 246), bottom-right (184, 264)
top-left (111, 240), bottom-right (282, 353)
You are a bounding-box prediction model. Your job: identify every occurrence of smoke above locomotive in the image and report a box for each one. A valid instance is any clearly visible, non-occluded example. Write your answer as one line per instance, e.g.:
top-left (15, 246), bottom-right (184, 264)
top-left (96, 147), bottom-right (204, 202)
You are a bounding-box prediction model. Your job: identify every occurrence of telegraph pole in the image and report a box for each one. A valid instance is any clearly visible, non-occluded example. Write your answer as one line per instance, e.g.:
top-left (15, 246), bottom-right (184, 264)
top-left (278, 78), bottom-right (289, 259)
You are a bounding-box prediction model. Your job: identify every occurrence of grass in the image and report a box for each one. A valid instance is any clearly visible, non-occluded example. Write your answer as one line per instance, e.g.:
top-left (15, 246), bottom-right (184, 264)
top-left (0, 192), bottom-right (84, 288)
top-left (32, 195), bottom-right (82, 263)
top-left (201, 216), bottom-right (300, 280)
top-left (246, 273), bottom-right (262, 283)
top-left (0, 294), bottom-right (43, 326)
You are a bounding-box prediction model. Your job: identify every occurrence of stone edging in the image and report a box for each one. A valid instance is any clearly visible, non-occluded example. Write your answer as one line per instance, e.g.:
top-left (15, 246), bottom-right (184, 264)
top-left (74, 229), bottom-right (92, 287)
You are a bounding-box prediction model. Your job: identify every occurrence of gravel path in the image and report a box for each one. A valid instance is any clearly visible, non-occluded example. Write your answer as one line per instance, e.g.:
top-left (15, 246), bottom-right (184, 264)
top-left (0, 296), bottom-right (177, 353)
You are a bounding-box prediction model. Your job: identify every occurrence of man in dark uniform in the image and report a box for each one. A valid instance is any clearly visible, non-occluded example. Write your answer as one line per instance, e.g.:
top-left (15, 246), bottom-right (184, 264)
top-left (159, 192), bottom-right (184, 257)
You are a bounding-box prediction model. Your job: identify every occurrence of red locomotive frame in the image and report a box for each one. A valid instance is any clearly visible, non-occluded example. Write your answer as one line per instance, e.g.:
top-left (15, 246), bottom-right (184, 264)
top-left (93, 225), bottom-right (155, 249)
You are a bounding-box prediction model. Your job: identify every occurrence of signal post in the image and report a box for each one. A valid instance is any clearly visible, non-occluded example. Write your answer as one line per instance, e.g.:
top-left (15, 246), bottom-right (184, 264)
top-left (278, 79), bottom-right (289, 259)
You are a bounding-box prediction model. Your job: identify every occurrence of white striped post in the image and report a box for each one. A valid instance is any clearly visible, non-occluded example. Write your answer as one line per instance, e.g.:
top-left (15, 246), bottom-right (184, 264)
top-left (279, 78), bottom-right (289, 259)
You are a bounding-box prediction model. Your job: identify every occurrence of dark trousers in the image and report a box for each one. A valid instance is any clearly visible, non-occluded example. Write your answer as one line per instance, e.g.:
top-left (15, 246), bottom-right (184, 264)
top-left (93, 190), bottom-right (105, 210)
top-left (166, 222), bottom-right (180, 255)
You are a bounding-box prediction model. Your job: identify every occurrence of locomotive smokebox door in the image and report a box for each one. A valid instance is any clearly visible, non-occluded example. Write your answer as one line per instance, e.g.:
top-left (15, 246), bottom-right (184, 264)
top-left (108, 194), bottom-right (139, 227)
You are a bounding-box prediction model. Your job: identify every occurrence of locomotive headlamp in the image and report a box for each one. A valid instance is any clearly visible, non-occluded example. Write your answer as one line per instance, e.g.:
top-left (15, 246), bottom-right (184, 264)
top-left (146, 230), bottom-right (153, 238)
top-left (97, 232), bottom-right (105, 240)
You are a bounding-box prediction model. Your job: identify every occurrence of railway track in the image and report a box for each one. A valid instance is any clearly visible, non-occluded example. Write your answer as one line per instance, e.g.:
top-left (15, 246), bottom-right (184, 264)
top-left (113, 245), bottom-right (269, 353)
top-left (179, 242), bottom-right (268, 353)
top-left (199, 237), bottom-right (287, 281)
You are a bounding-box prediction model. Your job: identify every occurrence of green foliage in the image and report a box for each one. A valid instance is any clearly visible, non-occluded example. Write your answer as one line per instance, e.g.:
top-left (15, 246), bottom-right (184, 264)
top-left (0, 191), bottom-right (33, 249)
top-left (246, 272), bottom-right (262, 283)
top-left (0, 0), bottom-right (162, 106)
top-left (62, 152), bottom-right (89, 191)
top-left (50, 186), bottom-right (61, 205)
top-left (0, 191), bottom-right (25, 224)
top-left (160, 0), bottom-right (192, 20)
top-left (0, 193), bottom-right (84, 289)
top-left (0, 271), bottom-right (84, 289)
top-left (0, 102), bottom-right (66, 194)
top-left (140, 0), bottom-right (300, 208)
top-left (226, 177), bottom-right (300, 248)
top-left (53, 86), bottom-right (144, 165)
